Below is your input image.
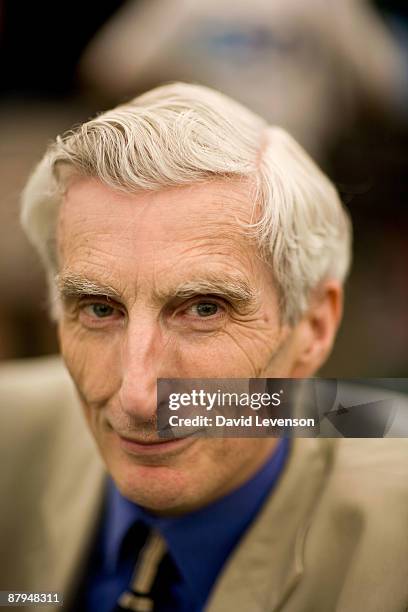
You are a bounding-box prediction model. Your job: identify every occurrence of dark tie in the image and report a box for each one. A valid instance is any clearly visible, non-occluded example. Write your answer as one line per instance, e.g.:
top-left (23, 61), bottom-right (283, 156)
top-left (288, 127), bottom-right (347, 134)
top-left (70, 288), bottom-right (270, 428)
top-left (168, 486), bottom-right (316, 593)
top-left (116, 529), bottom-right (167, 612)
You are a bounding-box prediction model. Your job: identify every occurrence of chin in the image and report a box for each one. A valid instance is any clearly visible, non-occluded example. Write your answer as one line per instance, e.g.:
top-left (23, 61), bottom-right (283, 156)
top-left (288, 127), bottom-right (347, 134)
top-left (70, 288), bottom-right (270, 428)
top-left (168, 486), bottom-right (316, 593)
top-left (109, 457), bottom-right (201, 515)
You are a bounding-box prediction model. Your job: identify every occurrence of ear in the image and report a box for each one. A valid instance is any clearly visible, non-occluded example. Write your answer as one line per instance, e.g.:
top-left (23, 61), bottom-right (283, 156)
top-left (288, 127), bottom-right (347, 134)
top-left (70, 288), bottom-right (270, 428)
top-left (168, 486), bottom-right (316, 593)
top-left (289, 280), bottom-right (343, 377)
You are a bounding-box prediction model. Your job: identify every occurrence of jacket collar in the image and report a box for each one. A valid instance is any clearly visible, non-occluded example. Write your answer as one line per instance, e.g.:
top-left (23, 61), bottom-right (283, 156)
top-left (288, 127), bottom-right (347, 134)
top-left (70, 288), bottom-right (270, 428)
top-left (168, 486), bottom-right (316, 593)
top-left (206, 438), bottom-right (333, 612)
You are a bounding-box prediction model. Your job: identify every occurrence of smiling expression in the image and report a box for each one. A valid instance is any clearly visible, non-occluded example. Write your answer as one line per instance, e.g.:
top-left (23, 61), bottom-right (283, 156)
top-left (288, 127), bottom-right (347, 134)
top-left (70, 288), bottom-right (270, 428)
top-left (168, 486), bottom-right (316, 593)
top-left (57, 176), bottom-right (301, 514)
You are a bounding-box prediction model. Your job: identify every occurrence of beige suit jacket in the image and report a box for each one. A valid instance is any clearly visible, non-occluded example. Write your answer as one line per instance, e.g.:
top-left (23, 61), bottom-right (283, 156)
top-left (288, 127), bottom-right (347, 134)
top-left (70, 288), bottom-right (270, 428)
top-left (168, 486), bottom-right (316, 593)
top-left (1, 356), bottom-right (408, 612)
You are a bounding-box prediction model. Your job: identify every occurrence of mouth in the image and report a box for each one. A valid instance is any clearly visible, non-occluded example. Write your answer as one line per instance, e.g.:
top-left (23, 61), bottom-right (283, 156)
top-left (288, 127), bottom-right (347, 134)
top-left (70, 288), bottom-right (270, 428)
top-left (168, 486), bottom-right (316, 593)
top-left (116, 432), bottom-right (197, 457)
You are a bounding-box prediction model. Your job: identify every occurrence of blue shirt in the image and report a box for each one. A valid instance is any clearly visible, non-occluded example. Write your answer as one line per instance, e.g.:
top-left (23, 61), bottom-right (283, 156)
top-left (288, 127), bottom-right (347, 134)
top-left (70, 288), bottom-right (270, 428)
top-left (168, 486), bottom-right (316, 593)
top-left (75, 438), bottom-right (290, 612)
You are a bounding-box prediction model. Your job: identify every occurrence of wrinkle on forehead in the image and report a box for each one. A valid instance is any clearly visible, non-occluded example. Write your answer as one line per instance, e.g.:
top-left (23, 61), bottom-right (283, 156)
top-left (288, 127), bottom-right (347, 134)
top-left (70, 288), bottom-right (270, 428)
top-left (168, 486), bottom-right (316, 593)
top-left (59, 176), bottom-right (256, 232)
top-left (56, 177), bottom-right (271, 306)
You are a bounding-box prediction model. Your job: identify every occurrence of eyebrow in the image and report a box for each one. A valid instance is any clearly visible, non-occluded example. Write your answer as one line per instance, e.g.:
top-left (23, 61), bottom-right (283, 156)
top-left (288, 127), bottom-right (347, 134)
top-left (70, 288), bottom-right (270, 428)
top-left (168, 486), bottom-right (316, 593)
top-left (56, 273), bottom-right (122, 301)
top-left (164, 276), bottom-right (259, 308)
top-left (56, 272), bottom-right (259, 310)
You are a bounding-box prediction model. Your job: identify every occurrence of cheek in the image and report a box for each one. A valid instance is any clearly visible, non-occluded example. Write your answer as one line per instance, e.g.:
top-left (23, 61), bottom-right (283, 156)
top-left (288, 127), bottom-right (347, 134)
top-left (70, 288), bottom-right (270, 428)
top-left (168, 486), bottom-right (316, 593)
top-left (58, 322), bottom-right (122, 404)
top-left (165, 325), bottom-right (282, 378)
top-left (161, 335), bottom-right (238, 377)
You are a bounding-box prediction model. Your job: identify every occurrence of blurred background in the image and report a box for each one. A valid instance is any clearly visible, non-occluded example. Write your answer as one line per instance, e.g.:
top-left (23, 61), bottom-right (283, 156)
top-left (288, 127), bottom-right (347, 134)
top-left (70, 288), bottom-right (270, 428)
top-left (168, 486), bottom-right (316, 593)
top-left (0, 0), bottom-right (407, 376)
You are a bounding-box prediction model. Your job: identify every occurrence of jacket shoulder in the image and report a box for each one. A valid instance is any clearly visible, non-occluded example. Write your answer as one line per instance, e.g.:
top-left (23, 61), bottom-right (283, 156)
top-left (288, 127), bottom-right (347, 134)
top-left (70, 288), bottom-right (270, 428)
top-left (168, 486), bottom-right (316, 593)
top-left (0, 356), bottom-right (105, 595)
top-left (328, 437), bottom-right (408, 503)
top-left (0, 355), bottom-right (89, 462)
top-left (299, 438), bottom-right (408, 610)
top-left (0, 355), bottom-right (77, 419)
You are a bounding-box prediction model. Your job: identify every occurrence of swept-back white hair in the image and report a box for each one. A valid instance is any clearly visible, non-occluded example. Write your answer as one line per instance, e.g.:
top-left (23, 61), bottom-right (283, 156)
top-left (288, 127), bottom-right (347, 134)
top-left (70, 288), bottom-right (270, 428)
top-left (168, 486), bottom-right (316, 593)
top-left (21, 82), bottom-right (351, 323)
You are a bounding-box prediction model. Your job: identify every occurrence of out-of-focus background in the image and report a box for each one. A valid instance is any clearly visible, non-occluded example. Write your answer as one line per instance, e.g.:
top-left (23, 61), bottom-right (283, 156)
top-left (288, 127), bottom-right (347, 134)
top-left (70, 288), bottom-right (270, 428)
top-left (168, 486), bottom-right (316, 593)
top-left (0, 0), bottom-right (407, 376)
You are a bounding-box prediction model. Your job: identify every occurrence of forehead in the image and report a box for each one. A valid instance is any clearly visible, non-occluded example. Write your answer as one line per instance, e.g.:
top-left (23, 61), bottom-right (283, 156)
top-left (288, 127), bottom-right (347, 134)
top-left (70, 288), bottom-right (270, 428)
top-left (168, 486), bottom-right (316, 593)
top-left (59, 175), bottom-right (253, 230)
top-left (57, 177), bottom-right (258, 265)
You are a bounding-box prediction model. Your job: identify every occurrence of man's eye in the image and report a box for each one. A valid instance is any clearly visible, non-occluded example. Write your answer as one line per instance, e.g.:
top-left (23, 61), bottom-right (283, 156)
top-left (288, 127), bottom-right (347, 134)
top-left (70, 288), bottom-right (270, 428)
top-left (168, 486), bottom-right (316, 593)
top-left (84, 303), bottom-right (115, 318)
top-left (189, 302), bottom-right (220, 317)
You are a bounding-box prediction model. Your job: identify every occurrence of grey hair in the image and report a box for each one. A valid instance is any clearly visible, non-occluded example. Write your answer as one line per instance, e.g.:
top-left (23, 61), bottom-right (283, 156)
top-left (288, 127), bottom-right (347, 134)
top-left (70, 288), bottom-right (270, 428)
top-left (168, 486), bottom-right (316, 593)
top-left (20, 81), bottom-right (351, 323)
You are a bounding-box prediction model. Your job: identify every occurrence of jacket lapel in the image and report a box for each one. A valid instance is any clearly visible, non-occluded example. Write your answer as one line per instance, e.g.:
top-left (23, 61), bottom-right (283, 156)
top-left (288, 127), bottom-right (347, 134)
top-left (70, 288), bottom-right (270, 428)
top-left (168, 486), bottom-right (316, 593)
top-left (206, 438), bottom-right (333, 612)
top-left (35, 396), bottom-right (106, 611)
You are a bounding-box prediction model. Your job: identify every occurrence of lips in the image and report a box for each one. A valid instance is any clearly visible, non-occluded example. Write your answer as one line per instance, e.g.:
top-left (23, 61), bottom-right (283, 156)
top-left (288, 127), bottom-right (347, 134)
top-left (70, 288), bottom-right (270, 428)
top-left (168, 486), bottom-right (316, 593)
top-left (120, 434), bottom-right (174, 445)
top-left (116, 432), bottom-right (196, 456)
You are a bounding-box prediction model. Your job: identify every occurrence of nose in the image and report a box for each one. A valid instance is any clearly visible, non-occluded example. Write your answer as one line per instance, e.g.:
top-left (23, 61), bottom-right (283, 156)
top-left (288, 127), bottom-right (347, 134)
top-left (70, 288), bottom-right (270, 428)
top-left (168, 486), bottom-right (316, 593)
top-left (118, 314), bottom-right (166, 424)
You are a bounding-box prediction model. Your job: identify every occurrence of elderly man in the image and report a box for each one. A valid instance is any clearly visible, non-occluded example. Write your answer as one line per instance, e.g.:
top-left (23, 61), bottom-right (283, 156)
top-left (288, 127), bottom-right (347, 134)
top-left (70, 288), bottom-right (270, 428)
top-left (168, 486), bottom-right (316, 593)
top-left (1, 82), bottom-right (407, 612)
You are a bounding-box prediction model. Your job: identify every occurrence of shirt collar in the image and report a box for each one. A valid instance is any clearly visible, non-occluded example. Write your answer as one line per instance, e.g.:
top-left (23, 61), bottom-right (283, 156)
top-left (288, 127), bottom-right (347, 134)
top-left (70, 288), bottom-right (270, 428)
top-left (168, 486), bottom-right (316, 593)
top-left (103, 438), bottom-right (290, 604)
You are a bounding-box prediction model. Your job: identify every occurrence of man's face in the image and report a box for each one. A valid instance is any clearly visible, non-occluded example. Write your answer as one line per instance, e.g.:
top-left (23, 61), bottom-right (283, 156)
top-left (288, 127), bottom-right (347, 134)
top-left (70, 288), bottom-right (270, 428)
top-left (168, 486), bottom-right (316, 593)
top-left (57, 177), bottom-right (299, 514)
